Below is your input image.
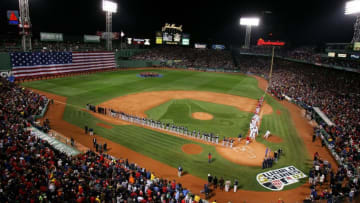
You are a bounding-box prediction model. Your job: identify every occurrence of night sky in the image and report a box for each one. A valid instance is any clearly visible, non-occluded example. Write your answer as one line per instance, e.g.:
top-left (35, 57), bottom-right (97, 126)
top-left (0, 0), bottom-right (356, 46)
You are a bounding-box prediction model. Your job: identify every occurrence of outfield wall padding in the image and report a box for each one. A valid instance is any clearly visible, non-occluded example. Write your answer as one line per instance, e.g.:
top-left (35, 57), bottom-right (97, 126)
top-left (0, 52), bottom-right (11, 71)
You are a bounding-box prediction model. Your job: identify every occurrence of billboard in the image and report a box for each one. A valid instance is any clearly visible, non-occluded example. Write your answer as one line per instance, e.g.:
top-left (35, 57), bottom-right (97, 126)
top-left (338, 53), bottom-right (347, 58)
top-left (212, 44), bottom-right (225, 50)
top-left (96, 31), bottom-right (120, 40)
top-left (350, 54), bottom-right (360, 59)
top-left (354, 42), bottom-right (360, 51)
top-left (182, 34), bottom-right (190, 46)
top-left (195, 43), bottom-right (207, 49)
top-left (40, 32), bottom-right (63, 42)
top-left (156, 37), bottom-right (163, 44)
top-left (182, 38), bottom-right (190, 46)
top-left (155, 31), bottom-right (163, 44)
top-left (128, 38), bottom-right (151, 46)
top-left (7, 10), bottom-right (19, 25)
top-left (328, 52), bottom-right (335, 57)
top-left (257, 38), bottom-right (285, 46)
top-left (84, 35), bottom-right (100, 43)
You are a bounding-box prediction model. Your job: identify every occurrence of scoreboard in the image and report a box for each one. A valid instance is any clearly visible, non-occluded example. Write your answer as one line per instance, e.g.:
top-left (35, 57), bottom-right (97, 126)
top-left (156, 23), bottom-right (190, 46)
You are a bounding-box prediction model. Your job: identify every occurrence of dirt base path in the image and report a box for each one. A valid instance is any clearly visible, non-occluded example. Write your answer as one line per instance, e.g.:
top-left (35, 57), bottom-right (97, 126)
top-left (25, 72), bottom-right (339, 203)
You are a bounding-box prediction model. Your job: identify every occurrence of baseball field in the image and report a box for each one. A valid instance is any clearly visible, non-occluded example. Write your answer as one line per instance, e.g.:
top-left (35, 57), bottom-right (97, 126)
top-left (21, 68), bottom-right (319, 201)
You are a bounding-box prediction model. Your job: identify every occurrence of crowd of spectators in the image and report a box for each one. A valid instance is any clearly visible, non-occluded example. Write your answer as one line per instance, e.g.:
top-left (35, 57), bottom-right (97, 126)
top-left (239, 46), bottom-right (360, 70)
top-left (0, 77), bottom-right (204, 202)
top-left (304, 151), bottom-right (359, 202)
top-left (130, 47), bottom-right (235, 69)
top-left (0, 38), bottom-right (130, 52)
top-left (237, 54), bottom-right (360, 201)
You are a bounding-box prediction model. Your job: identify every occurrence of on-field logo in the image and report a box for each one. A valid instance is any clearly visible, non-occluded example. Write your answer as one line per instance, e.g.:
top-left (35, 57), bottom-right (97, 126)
top-left (256, 166), bottom-right (307, 191)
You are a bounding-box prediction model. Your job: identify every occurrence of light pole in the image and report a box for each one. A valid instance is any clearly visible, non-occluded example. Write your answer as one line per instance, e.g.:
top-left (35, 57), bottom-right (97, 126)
top-left (240, 17), bottom-right (260, 49)
top-left (120, 31), bottom-right (124, 49)
top-left (18, 0), bottom-right (32, 51)
top-left (102, 0), bottom-right (117, 51)
top-left (345, 0), bottom-right (360, 43)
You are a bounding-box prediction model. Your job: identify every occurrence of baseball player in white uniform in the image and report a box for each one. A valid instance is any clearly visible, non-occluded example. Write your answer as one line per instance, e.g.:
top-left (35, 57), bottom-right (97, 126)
top-left (264, 130), bottom-right (271, 139)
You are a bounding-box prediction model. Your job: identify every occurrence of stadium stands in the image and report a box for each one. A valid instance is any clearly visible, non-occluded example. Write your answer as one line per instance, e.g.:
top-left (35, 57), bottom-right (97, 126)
top-left (236, 54), bottom-right (360, 201)
top-left (0, 77), bottom-right (203, 202)
top-left (130, 47), bottom-right (236, 70)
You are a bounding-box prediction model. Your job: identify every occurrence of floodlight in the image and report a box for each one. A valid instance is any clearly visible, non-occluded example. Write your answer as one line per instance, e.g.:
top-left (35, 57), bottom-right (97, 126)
top-left (103, 0), bottom-right (117, 13)
top-left (345, 0), bottom-right (360, 15)
top-left (240, 18), bottom-right (260, 26)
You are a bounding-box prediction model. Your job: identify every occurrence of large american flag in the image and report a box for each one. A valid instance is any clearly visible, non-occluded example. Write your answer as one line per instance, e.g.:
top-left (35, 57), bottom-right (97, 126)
top-left (11, 51), bottom-right (116, 78)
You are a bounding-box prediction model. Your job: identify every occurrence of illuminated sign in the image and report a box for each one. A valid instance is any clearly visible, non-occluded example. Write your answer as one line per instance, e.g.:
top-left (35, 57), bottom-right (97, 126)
top-left (40, 32), bottom-right (63, 42)
top-left (174, 33), bottom-right (181, 42)
top-left (354, 42), bottom-right (360, 51)
top-left (212, 44), bottom-right (225, 50)
top-left (144, 39), bottom-right (150, 46)
top-left (127, 38), bottom-right (132, 45)
top-left (328, 52), bottom-right (335, 57)
top-left (182, 38), bottom-right (190, 46)
top-left (156, 37), bottom-right (163, 44)
top-left (351, 54), bottom-right (360, 59)
top-left (131, 38), bottom-right (150, 45)
top-left (195, 44), bottom-right (207, 49)
top-left (257, 38), bottom-right (285, 46)
top-left (7, 10), bottom-right (19, 25)
top-left (165, 41), bottom-right (178, 45)
top-left (162, 23), bottom-right (183, 32)
top-left (96, 31), bottom-right (120, 40)
top-left (163, 32), bottom-right (173, 42)
top-left (84, 35), bottom-right (100, 43)
top-left (338, 53), bottom-right (347, 58)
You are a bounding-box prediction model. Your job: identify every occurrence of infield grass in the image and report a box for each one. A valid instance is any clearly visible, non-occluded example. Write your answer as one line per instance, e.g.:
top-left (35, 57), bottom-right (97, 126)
top-left (22, 69), bottom-right (310, 191)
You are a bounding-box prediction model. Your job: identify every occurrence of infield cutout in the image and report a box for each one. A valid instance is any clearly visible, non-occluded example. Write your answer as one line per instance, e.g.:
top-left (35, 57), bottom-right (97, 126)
top-left (191, 112), bottom-right (214, 120)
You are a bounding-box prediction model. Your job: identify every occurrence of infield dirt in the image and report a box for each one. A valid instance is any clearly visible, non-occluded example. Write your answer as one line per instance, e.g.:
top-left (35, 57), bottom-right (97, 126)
top-left (28, 71), bottom-right (339, 203)
top-left (191, 112), bottom-right (214, 120)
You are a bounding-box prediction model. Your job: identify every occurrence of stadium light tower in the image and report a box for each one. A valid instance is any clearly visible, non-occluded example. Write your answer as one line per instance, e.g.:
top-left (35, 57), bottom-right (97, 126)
top-left (345, 0), bottom-right (360, 43)
top-left (18, 0), bottom-right (32, 51)
top-left (240, 17), bottom-right (260, 49)
top-left (102, 0), bottom-right (118, 51)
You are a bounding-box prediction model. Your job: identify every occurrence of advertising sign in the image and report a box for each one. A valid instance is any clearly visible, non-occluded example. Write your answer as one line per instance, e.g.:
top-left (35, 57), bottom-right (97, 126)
top-left (212, 44), bottom-right (225, 50)
top-left (257, 38), bottom-right (285, 46)
top-left (350, 54), bottom-right (360, 59)
top-left (328, 52), bottom-right (335, 57)
top-left (156, 37), bottom-right (163, 44)
top-left (195, 43), bottom-right (207, 49)
top-left (182, 38), bottom-right (190, 46)
top-left (256, 166), bottom-right (307, 191)
top-left (96, 31), bottom-right (120, 40)
top-left (354, 42), bottom-right (360, 51)
top-left (40, 32), bottom-right (63, 42)
top-left (84, 35), bottom-right (100, 43)
top-left (338, 53), bottom-right (347, 58)
top-left (7, 10), bottom-right (19, 25)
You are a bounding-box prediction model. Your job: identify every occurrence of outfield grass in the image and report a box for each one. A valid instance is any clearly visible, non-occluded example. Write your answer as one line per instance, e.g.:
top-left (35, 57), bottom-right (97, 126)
top-left (22, 69), bottom-right (310, 191)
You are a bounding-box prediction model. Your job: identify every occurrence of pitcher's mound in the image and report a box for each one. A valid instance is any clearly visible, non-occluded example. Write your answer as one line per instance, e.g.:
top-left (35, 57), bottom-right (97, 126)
top-left (266, 134), bottom-right (283, 143)
top-left (182, 144), bottom-right (203, 154)
top-left (192, 112), bottom-right (214, 120)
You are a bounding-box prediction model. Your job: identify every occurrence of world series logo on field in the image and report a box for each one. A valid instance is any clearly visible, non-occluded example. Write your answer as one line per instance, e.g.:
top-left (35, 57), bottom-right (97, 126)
top-left (256, 166), bottom-right (307, 191)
